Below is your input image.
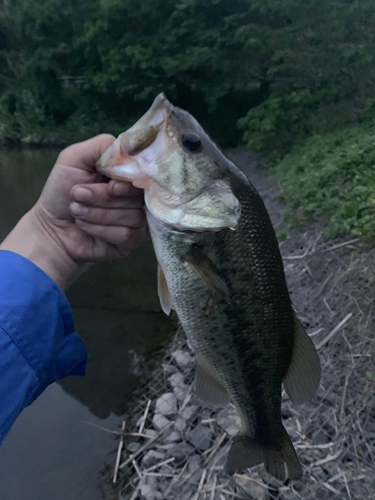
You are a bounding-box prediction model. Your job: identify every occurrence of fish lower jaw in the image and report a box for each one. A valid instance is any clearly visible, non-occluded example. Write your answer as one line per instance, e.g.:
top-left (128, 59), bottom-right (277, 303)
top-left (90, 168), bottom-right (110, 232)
top-left (146, 209), bottom-right (218, 237)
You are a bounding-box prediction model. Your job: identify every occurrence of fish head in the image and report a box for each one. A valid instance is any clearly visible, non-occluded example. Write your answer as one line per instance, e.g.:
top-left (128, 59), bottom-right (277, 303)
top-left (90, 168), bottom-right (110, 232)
top-left (96, 93), bottom-right (241, 232)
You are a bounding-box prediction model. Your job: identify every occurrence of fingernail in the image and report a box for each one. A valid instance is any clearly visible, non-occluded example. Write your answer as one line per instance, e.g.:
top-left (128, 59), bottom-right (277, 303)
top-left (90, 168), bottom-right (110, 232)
top-left (73, 187), bottom-right (92, 202)
top-left (70, 202), bottom-right (89, 216)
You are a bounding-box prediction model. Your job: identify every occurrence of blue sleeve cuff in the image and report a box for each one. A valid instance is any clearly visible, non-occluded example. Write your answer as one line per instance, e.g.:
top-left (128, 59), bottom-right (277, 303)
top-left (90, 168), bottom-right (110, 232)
top-left (0, 250), bottom-right (87, 390)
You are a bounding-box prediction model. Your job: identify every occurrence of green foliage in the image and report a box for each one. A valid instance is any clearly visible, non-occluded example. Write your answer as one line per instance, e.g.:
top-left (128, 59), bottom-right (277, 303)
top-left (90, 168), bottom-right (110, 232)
top-left (237, 0), bottom-right (375, 150)
top-left (239, 90), bottom-right (315, 151)
top-left (2, 0), bottom-right (375, 152)
top-left (272, 124), bottom-right (375, 241)
top-left (276, 231), bottom-right (288, 242)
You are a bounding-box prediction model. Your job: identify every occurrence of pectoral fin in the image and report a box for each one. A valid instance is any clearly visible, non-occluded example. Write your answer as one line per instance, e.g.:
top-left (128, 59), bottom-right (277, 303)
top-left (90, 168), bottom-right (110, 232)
top-left (182, 246), bottom-right (230, 303)
top-left (283, 315), bottom-right (321, 404)
top-left (158, 264), bottom-right (172, 315)
top-left (195, 361), bottom-right (230, 406)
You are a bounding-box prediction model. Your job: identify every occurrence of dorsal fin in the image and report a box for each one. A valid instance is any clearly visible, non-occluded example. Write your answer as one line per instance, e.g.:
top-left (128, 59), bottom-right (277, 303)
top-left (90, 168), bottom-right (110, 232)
top-left (283, 315), bottom-right (321, 404)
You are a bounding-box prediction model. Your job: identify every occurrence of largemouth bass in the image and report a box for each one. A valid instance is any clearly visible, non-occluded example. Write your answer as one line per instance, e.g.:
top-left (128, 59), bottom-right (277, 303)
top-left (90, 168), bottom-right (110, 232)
top-left (96, 94), bottom-right (321, 481)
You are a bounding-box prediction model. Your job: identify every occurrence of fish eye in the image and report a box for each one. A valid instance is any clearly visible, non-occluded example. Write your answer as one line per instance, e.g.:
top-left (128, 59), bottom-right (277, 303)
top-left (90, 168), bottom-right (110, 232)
top-left (182, 133), bottom-right (202, 152)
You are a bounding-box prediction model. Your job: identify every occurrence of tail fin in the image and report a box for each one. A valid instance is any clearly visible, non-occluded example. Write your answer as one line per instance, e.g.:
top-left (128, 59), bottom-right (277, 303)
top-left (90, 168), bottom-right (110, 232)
top-left (225, 427), bottom-right (302, 482)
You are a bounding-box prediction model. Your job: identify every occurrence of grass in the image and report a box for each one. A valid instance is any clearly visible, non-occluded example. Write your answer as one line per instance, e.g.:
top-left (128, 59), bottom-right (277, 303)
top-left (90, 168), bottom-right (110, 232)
top-left (271, 122), bottom-right (375, 241)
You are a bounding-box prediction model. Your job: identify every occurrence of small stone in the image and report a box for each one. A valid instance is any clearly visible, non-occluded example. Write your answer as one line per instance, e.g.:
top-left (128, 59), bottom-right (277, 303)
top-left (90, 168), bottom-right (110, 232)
top-left (180, 404), bottom-right (199, 423)
top-left (152, 413), bottom-right (170, 430)
top-left (162, 363), bottom-right (178, 375)
top-left (168, 371), bottom-right (185, 388)
top-left (173, 385), bottom-right (189, 402)
top-left (167, 443), bottom-right (195, 465)
top-left (143, 474), bottom-right (158, 490)
top-left (127, 442), bottom-right (141, 453)
top-left (155, 393), bottom-right (178, 417)
top-left (187, 454), bottom-right (201, 473)
top-left (168, 372), bottom-right (188, 402)
top-left (171, 349), bottom-right (194, 368)
top-left (217, 406), bottom-right (241, 437)
top-left (141, 450), bottom-right (165, 469)
top-left (174, 416), bottom-right (187, 433)
top-left (144, 429), bottom-right (157, 439)
top-left (139, 484), bottom-right (163, 500)
top-left (187, 424), bottom-right (213, 451)
top-left (158, 443), bottom-right (175, 452)
top-left (234, 474), bottom-right (269, 500)
top-left (165, 430), bottom-right (182, 443)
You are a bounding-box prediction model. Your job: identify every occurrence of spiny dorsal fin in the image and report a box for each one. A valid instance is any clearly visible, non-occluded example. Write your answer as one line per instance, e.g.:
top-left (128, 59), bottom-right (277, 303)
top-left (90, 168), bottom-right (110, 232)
top-left (182, 246), bottom-right (230, 303)
top-left (283, 315), bottom-right (321, 404)
top-left (157, 264), bottom-right (172, 315)
top-left (195, 361), bottom-right (230, 406)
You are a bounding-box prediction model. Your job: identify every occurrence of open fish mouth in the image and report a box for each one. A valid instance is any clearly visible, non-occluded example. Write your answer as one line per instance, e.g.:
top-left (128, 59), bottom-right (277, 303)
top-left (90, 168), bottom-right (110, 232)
top-left (95, 93), bottom-right (172, 189)
top-left (96, 93), bottom-right (242, 232)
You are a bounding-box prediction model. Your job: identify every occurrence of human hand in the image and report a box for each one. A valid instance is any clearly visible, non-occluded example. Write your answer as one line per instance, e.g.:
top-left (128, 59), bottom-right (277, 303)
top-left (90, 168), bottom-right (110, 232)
top-left (0, 135), bottom-right (145, 288)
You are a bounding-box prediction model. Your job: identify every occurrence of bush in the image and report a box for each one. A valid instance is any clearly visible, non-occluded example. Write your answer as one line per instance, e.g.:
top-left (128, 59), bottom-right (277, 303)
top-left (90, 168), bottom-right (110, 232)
top-left (272, 123), bottom-right (375, 241)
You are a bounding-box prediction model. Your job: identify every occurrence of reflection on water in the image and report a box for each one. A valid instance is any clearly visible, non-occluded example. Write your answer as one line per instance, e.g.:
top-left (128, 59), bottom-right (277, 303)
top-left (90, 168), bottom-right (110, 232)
top-left (0, 148), bottom-right (173, 499)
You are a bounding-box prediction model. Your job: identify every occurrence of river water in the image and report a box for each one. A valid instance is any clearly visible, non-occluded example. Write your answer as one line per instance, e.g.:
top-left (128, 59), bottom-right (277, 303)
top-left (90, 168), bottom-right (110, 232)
top-left (0, 148), bottom-right (173, 500)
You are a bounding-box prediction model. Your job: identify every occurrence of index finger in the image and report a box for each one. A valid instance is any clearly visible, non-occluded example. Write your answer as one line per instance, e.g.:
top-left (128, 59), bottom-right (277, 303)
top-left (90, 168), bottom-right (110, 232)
top-left (58, 134), bottom-right (116, 172)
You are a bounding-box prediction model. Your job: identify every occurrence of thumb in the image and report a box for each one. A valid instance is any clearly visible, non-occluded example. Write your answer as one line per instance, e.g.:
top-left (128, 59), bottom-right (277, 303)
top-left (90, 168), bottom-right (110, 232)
top-left (57, 134), bottom-right (116, 172)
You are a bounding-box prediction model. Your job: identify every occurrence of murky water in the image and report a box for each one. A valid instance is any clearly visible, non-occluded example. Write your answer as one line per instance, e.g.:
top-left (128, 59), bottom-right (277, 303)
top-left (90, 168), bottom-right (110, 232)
top-left (0, 148), bottom-right (173, 499)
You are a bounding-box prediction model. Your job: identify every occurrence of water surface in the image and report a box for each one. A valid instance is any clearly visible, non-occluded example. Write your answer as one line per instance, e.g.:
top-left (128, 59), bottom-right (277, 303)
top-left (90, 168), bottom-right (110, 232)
top-left (0, 148), bottom-right (172, 499)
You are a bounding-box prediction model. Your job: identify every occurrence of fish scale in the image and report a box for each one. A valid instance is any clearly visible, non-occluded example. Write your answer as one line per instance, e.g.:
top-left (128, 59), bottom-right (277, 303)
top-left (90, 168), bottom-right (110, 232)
top-left (148, 175), bottom-right (294, 443)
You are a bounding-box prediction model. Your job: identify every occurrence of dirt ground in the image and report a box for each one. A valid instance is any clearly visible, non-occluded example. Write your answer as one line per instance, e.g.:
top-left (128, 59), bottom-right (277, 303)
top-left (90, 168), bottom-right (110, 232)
top-left (105, 147), bottom-right (375, 500)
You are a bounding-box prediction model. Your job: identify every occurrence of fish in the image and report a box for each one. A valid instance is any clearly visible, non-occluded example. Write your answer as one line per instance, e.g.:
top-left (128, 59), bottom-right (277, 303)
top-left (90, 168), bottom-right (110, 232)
top-left (96, 93), bottom-right (321, 481)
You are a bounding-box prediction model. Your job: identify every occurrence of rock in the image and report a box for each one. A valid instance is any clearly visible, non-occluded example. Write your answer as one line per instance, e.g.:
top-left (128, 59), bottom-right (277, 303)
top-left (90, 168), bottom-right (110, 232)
top-left (139, 484), bottom-right (163, 500)
top-left (141, 450), bottom-right (165, 469)
top-left (142, 474), bottom-right (158, 490)
top-left (234, 474), bottom-right (269, 500)
top-left (158, 443), bottom-right (175, 452)
top-left (168, 371), bottom-right (185, 387)
top-left (171, 349), bottom-right (194, 368)
top-left (144, 429), bottom-right (157, 439)
top-left (168, 372), bottom-right (188, 402)
top-left (153, 413), bottom-right (170, 430)
top-left (173, 384), bottom-right (189, 402)
top-left (162, 363), bottom-right (178, 375)
top-left (155, 393), bottom-right (178, 417)
top-left (187, 454), bottom-right (201, 473)
top-left (180, 404), bottom-right (199, 423)
top-left (165, 430), bottom-right (182, 443)
top-left (168, 371), bottom-right (185, 388)
top-left (167, 443), bottom-right (195, 465)
top-left (127, 442), bottom-right (141, 453)
top-left (174, 416), bottom-right (187, 433)
top-left (217, 406), bottom-right (241, 437)
top-left (187, 425), bottom-right (213, 451)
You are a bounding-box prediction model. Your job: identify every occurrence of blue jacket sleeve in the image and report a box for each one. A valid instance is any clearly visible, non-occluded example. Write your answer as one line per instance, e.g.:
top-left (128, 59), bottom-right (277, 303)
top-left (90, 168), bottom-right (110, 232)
top-left (0, 250), bottom-right (87, 443)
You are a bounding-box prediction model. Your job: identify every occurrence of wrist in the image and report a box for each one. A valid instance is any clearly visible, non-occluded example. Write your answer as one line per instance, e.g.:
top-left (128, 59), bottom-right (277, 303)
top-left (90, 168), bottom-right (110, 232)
top-left (0, 208), bottom-right (79, 290)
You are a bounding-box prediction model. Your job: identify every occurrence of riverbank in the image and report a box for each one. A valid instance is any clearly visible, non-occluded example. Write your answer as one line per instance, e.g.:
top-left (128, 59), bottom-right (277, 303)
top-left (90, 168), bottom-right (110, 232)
top-left (105, 148), bottom-right (375, 500)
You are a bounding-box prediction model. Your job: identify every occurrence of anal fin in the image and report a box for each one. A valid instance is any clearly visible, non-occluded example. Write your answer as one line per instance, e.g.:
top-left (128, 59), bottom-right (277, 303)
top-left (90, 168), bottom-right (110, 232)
top-left (283, 315), bottom-right (321, 404)
top-left (195, 361), bottom-right (230, 407)
top-left (158, 264), bottom-right (172, 315)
